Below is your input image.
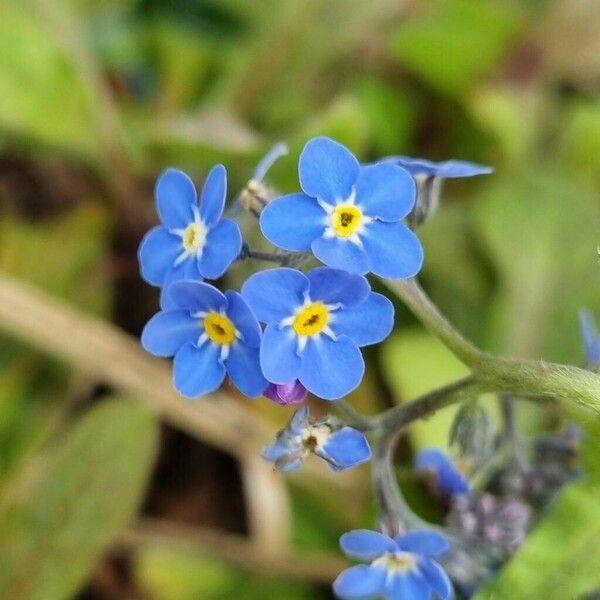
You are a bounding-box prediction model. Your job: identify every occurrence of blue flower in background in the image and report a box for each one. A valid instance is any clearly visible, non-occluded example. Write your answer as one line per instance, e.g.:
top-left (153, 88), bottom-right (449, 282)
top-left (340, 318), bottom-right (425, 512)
top-left (138, 166), bottom-right (242, 308)
top-left (579, 309), bottom-right (600, 370)
top-left (260, 137), bottom-right (423, 279)
top-left (241, 266), bottom-right (394, 399)
top-left (415, 449), bottom-right (470, 500)
top-left (141, 280), bottom-right (267, 398)
top-left (262, 406), bottom-right (371, 472)
top-left (334, 529), bottom-right (453, 600)
top-left (380, 156), bottom-right (493, 179)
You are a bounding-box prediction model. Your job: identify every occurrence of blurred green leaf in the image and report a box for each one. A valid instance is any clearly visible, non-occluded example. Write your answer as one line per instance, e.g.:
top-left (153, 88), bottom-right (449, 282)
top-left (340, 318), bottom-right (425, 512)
top-left (0, 399), bottom-right (158, 600)
top-left (390, 0), bottom-right (522, 96)
top-left (0, 3), bottom-right (99, 160)
top-left (380, 329), bottom-right (470, 450)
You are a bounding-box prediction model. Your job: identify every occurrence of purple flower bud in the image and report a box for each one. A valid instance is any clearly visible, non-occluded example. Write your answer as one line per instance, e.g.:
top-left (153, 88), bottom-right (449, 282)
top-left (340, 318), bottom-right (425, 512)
top-left (263, 380), bottom-right (308, 405)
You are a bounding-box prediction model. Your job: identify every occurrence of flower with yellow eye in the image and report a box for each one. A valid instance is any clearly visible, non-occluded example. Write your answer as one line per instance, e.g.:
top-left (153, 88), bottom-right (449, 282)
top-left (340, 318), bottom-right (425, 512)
top-left (141, 280), bottom-right (267, 398)
top-left (260, 136), bottom-right (423, 278)
top-left (138, 166), bottom-right (242, 309)
top-left (241, 266), bottom-right (394, 400)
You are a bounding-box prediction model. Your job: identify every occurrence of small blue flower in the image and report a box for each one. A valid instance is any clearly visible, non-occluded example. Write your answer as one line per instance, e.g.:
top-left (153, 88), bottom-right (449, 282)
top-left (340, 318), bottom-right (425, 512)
top-left (579, 309), bottom-right (600, 370)
top-left (241, 266), bottom-right (394, 400)
top-left (141, 280), bottom-right (267, 398)
top-left (380, 156), bottom-right (493, 179)
top-left (260, 137), bottom-right (423, 278)
top-left (262, 406), bottom-right (371, 473)
top-left (334, 529), bottom-right (453, 600)
top-left (138, 166), bottom-right (242, 309)
top-left (415, 449), bottom-right (470, 500)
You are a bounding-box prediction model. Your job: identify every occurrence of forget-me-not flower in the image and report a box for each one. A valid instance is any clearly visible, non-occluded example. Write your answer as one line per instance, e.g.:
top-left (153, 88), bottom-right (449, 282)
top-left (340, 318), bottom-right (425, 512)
top-left (138, 166), bottom-right (242, 308)
top-left (241, 266), bottom-right (394, 400)
top-left (141, 280), bottom-right (267, 398)
top-left (334, 529), bottom-right (453, 600)
top-left (262, 406), bottom-right (371, 472)
top-left (579, 309), bottom-right (600, 370)
top-left (415, 448), bottom-right (470, 501)
top-left (260, 137), bottom-right (423, 279)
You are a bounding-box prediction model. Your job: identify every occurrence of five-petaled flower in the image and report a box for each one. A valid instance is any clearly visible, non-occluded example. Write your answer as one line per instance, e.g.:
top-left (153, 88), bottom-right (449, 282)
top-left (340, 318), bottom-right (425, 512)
top-left (262, 406), bottom-right (371, 472)
top-left (415, 448), bottom-right (470, 501)
top-left (138, 166), bottom-right (242, 309)
top-left (579, 309), bottom-right (600, 371)
top-left (241, 266), bottom-right (394, 399)
top-left (334, 529), bottom-right (453, 600)
top-left (141, 280), bottom-right (267, 398)
top-left (260, 137), bottom-right (423, 278)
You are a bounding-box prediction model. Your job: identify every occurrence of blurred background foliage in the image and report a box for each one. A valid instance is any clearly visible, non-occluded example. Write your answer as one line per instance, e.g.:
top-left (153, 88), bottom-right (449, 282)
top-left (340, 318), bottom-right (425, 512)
top-left (0, 0), bottom-right (598, 598)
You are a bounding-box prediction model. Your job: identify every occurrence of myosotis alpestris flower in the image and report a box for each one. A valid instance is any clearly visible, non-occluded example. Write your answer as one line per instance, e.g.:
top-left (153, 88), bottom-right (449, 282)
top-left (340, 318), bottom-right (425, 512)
top-left (260, 136), bottom-right (423, 278)
top-left (334, 529), bottom-right (453, 600)
top-left (141, 280), bottom-right (267, 397)
top-left (241, 266), bottom-right (394, 399)
top-left (138, 166), bottom-right (242, 308)
top-left (262, 405), bottom-right (371, 472)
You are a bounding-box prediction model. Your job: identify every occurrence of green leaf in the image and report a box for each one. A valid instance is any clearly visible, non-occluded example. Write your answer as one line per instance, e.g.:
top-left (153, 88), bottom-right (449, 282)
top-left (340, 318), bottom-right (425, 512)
top-left (390, 0), bottom-right (522, 96)
top-left (0, 399), bottom-right (159, 600)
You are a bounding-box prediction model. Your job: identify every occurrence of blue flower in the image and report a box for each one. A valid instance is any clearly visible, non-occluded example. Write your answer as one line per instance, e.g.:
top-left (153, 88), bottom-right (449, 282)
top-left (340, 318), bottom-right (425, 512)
top-left (415, 449), bottom-right (470, 500)
top-left (138, 166), bottom-right (242, 309)
top-left (141, 280), bottom-right (267, 398)
top-left (579, 309), bottom-right (600, 370)
top-left (262, 406), bottom-right (371, 473)
top-left (380, 156), bottom-right (493, 179)
top-left (241, 266), bottom-right (394, 400)
top-left (260, 137), bottom-right (423, 278)
top-left (334, 529), bottom-right (453, 600)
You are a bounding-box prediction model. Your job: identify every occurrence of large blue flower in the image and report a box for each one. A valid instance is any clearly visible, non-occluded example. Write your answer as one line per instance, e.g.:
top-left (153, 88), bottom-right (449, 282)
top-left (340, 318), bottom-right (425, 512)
top-left (415, 449), bottom-right (470, 500)
top-left (579, 309), bottom-right (600, 370)
top-left (262, 406), bottom-right (371, 473)
top-left (241, 266), bottom-right (394, 400)
top-left (141, 280), bottom-right (267, 398)
top-left (138, 166), bottom-right (242, 308)
top-left (334, 529), bottom-right (453, 600)
top-left (260, 137), bottom-right (423, 279)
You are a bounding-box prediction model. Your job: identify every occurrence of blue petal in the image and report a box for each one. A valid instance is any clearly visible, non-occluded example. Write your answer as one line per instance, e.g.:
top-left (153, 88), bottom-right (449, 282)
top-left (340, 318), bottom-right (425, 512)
top-left (386, 571), bottom-right (431, 600)
top-left (199, 164), bottom-right (227, 226)
top-left (197, 218), bottom-right (242, 279)
top-left (395, 531), bottom-right (449, 557)
top-left (355, 164), bottom-right (415, 221)
top-left (159, 259), bottom-right (201, 311)
top-left (306, 267), bottom-right (370, 308)
top-left (155, 169), bottom-right (196, 228)
top-left (419, 558), bottom-right (453, 600)
top-left (299, 336), bottom-right (364, 400)
top-left (383, 156), bottom-right (493, 178)
top-left (225, 290), bottom-right (261, 348)
top-left (333, 565), bottom-right (387, 599)
top-left (262, 441), bottom-right (293, 463)
top-left (141, 310), bottom-right (200, 357)
top-left (311, 237), bottom-right (370, 275)
top-left (330, 292), bottom-right (394, 347)
top-left (226, 342), bottom-right (267, 397)
top-left (168, 280), bottom-right (227, 313)
top-left (339, 530), bottom-right (397, 560)
top-left (320, 428), bottom-right (371, 470)
top-left (361, 220), bottom-right (423, 279)
top-left (415, 449), bottom-right (470, 498)
top-left (260, 193), bottom-right (326, 251)
top-left (289, 405), bottom-right (309, 435)
top-left (299, 137), bottom-right (359, 203)
top-left (241, 268), bottom-right (308, 323)
top-left (138, 226), bottom-right (181, 286)
top-left (260, 324), bottom-right (302, 384)
top-left (579, 309), bottom-right (600, 368)
top-left (277, 456), bottom-right (304, 473)
top-left (173, 342), bottom-right (225, 397)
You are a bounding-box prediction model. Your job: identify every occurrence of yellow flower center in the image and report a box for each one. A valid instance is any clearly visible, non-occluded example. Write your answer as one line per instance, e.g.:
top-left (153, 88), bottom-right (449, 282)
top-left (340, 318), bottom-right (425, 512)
top-left (373, 552), bottom-right (417, 573)
top-left (331, 204), bottom-right (362, 237)
top-left (182, 222), bottom-right (207, 253)
top-left (203, 313), bottom-right (237, 345)
top-left (292, 303), bottom-right (329, 336)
